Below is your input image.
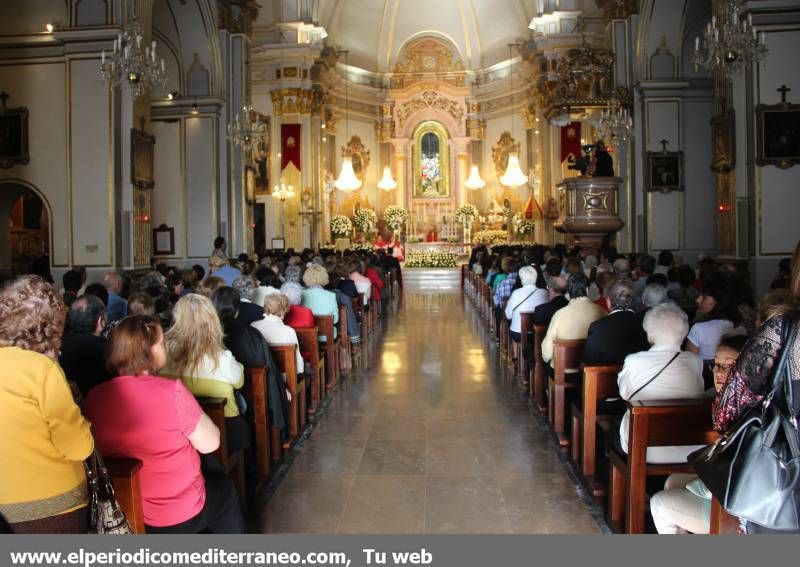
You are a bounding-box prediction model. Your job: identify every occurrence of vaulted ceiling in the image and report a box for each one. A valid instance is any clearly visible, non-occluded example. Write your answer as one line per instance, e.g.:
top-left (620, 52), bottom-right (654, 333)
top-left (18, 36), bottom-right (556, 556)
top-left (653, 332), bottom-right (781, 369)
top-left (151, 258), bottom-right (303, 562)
top-left (254, 0), bottom-right (541, 73)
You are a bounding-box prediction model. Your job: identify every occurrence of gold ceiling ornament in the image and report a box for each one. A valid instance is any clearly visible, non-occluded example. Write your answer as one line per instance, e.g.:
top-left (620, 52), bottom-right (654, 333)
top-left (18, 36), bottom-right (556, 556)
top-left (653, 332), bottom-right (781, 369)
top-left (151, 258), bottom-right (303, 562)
top-left (539, 38), bottom-right (616, 118)
top-left (270, 88), bottom-right (315, 116)
top-left (466, 118), bottom-right (485, 140)
top-left (218, 0), bottom-right (262, 35)
top-left (375, 102), bottom-right (395, 141)
top-left (342, 135), bottom-right (371, 185)
top-left (595, 0), bottom-right (639, 24)
top-left (522, 107), bottom-right (538, 130)
top-left (492, 132), bottom-right (521, 180)
top-left (391, 36), bottom-right (466, 89)
top-left (396, 90), bottom-right (464, 129)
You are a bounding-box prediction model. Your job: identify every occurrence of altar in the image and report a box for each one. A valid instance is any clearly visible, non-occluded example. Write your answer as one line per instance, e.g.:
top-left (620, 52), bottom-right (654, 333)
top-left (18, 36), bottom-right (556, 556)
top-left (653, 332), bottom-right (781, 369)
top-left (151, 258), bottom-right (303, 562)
top-left (406, 240), bottom-right (470, 257)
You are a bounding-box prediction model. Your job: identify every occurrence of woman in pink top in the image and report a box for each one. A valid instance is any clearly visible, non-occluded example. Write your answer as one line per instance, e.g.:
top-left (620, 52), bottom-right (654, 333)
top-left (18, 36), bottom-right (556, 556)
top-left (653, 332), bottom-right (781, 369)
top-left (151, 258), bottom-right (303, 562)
top-left (84, 315), bottom-right (245, 533)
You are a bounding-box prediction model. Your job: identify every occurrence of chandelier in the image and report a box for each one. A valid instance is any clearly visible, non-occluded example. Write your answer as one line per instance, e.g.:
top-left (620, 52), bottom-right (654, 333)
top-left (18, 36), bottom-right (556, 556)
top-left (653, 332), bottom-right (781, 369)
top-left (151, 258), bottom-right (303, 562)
top-left (227, 105), bottom-right (269, 153)
top-left (377, 166), bottom-right (398, 191)
top-left (335, 51), bottom-right (362, 192)
top-left (598, 97), bottom-right (633, 148)
top-left (501, 44), bottom-right (527, 188)
top-left (692, 1), bottom-right (767, 76)
top-left (464, 165), bottom-right (486, 190)
top-left (100, 18), bottom-right (167, 98)
top-left (272, 179), bottom-right (295, 202)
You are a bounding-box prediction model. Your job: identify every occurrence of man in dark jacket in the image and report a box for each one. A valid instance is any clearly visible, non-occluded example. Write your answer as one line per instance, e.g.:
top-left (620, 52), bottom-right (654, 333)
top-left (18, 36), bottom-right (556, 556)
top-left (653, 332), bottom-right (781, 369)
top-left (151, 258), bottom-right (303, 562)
top-left (583, 278), bottom-right (649, 365)
top-left (233, 275), bottom-right (265, 325)
top-left (59, 295), bottom-right (111, 396)
top-left (533, 276), bottom-right (569, 327)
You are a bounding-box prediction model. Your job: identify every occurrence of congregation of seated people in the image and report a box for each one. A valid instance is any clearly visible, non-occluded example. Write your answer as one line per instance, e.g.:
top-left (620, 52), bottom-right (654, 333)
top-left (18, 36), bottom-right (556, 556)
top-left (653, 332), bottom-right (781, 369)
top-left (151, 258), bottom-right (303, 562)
top-left (0, 239), bottom-right (400, 534)
top-left (465, 240), bottom-right (799, 534)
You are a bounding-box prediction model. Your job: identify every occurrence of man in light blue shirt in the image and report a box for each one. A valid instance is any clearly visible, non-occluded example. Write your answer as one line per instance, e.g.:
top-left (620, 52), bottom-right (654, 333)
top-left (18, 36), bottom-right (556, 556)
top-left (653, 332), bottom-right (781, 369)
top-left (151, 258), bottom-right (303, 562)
top-left (210, 256), bottom-right (242, 286)
top-left (103, 272), bottom-right (128, 322)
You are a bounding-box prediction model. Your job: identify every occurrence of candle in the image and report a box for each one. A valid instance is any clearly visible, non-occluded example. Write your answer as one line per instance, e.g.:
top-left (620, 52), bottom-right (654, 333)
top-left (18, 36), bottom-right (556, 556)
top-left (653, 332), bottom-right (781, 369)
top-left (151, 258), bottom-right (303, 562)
top-left (760, 31), bottom-right (765, 44)
top-left (695, 36), bottom-right (700, 50)
top-left (101, 50), bottom-right (105, 64)
top-left (161, 58), bottom-right (165, 72)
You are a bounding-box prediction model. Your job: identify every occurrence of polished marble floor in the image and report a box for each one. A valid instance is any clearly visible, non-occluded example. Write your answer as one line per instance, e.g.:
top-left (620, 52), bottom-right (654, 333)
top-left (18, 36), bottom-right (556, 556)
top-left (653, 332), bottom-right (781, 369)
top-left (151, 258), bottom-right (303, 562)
top-left (259, 271), bottom-right (602, 534)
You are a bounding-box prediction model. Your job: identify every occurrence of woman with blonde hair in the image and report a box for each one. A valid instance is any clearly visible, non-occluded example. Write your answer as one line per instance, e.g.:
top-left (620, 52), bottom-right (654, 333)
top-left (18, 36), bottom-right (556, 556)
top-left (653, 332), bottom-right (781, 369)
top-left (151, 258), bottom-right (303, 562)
top-left (0, 276), bottom-right (94, 533)
top-left (301, 263), bottom-right (339, 336)
top-left (163, 294), bottom-right (250, 455)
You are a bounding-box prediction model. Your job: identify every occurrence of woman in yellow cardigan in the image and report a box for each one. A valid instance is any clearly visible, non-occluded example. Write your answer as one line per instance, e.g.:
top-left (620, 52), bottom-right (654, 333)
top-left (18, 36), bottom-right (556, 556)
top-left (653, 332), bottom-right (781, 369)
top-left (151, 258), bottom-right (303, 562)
top-left (0, 276), bottom-right (94, 533)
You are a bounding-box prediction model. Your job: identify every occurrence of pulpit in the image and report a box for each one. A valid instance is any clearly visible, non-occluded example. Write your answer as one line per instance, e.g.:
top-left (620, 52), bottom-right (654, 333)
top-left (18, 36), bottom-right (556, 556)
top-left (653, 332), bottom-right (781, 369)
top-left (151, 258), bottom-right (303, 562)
top-left (554, 176), bottom-right (624, 255)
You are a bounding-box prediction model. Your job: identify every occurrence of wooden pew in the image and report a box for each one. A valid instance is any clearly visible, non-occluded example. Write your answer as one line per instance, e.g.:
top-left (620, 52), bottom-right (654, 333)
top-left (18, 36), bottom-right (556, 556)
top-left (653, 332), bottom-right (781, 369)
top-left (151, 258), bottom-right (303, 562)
top-left (355, 293), bottom-right (367, 338)
top-left (268, 344), bottom-right (305, 450)
top-left (198, 397), bottom-right (247, 513)
top-left (461, 264), bottom-right (467, 289)
top-left (106, 457), bottom-right (145, 534)
top-left (499, 298), bottom-right (510, 362)
top-left (338, 304), bottom-right (351, 373)
top-left (570, 364), bottom-right (623, 495)
top-left (315, 314), bottom-right (340, 392)
top-left (548, 339), bottom-right (586, 447)
top-left (607, 398), bottom-right (718, 533)
top-left (295, 326), bottom-right (325, 415)
top-left (532, 324), bottom-right (547, 411)
top-left (518, 312), bottom-right (535, 386)
top-left (241, 366), bottom-right (273, 476)
top-left (709, 496), bottom-right (739, 534)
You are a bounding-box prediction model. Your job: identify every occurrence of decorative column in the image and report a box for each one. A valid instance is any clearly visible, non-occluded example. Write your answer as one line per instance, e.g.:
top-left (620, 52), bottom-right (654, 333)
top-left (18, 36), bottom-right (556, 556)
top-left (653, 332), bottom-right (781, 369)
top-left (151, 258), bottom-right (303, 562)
top-left (453, 137), bottom-right (470, 208)
top-left (390, 138), bottom-right (407, 209)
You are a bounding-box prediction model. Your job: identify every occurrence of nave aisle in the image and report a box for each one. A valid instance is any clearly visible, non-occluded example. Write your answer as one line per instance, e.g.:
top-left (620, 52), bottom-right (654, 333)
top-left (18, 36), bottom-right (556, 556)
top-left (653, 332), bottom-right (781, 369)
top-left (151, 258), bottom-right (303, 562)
top-left (260, 270), bottom-right (601, 533)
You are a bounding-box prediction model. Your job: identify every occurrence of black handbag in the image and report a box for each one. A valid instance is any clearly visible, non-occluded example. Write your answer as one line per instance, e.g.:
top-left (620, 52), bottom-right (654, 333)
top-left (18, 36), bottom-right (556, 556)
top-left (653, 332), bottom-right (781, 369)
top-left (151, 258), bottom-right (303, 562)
top-left (85, 450), bottom-right (134, 534)
top-left (689, 313), bottom-right (800, 530)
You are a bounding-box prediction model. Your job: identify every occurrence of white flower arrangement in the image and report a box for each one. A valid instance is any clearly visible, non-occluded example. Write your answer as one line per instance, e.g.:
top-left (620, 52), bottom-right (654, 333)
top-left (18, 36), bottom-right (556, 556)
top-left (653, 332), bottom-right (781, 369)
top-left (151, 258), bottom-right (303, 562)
top-left (330, 215), bottom-right (353, 238)
top-left (350, 242), bottom-right (374, 253)
top-left (405, 251), bottom-right (459, 268)
top-left (454, 203), bottom-right (479, 226)
top-left (352, 208), bottom-right (377, 232)
top-left (512, 213), bottom-right (535, 235)
top-left (383, 205), bottom-right (409, 230)
top-left (319, 244), bottom-right (336, 251)
top-left (473, 229), bottom-right (509, 246)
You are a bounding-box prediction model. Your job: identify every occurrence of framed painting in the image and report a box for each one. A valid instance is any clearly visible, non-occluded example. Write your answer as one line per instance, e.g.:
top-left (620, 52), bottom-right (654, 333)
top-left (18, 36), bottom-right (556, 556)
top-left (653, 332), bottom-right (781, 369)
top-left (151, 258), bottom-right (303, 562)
top-left (646, 151), bottom-right (683, 193)
top-left (711, 111), bottom-right (735, 173)
top-left (131, 127), bottom-right (155, 189)
top-left (152, 224), bottom-right (175, 256)
top-left (756, 102), bottom-right (800, 169)
top-left (0, 96), bottom-right (29, 169)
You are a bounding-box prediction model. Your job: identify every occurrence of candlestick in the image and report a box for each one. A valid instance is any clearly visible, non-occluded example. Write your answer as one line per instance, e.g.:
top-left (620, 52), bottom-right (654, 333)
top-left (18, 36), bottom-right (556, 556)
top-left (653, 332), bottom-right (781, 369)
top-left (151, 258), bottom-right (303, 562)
top-left (101, 50), bottom-right (105, 64)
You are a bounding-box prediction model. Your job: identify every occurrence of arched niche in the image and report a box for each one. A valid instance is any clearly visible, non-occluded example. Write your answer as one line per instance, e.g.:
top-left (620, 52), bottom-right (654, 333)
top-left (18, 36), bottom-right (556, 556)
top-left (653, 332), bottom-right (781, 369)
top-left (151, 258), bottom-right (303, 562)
top-left (0, 181), bottom-right (52, 274)
top-left (412, 120), bottom-right (450, 199)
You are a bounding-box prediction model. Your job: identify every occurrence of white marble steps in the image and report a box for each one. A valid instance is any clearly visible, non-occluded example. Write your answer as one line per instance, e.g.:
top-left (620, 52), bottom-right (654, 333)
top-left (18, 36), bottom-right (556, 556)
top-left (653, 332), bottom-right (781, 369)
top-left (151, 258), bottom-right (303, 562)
top-left (402, 267), bottom-right (461, 292)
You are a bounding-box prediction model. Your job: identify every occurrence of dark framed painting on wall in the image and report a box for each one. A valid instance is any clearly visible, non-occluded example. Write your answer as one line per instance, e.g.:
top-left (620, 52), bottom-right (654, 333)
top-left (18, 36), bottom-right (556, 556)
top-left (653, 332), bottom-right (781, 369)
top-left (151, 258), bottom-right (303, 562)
top-left (131, 127), bottom-right (155, 189)
top-left (646, 151), bottom-right (684, 193)
top-left (0, 95), bottom-right (29, 169)
top-left (152, 224), bottom-right (175, 256)
top-left (756, 102), bottom-right (800, 169)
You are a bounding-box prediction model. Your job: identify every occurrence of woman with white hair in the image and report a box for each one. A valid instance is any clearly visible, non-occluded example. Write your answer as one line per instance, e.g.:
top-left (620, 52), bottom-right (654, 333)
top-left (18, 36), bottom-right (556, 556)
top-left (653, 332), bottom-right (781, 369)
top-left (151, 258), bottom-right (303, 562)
top-left (505, 265), bottom-right (548, 342)
top-left (641, 283), bottom-right (669, 310)
top-left (616, 302), bottom-right (705, 463)
top-left (301, 264), bottom-right (339, 334)
top-left (281, 282), bottom-right (315, 330)
top-left (232, 275), bottom-right (264, 325)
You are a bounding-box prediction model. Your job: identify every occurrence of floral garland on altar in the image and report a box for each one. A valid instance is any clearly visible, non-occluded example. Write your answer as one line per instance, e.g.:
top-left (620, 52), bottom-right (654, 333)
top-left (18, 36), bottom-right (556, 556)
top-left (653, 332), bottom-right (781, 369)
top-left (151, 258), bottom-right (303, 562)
top-left (330, 215), bottom-right (353, 238)
top-left (383, 205), bottom-right (409, 230)
top-left (512, 213), bottom-right (535, 236)
top-left (350, 242), bottom-right (374, 253)
top-left (454, 203), bottom-right (479, 225)
top-left (473, 229), bottom-right (509, 246)
top-left (352, 208), bottom-right (377, 233)
top-left (405, 250), bottom-right (458, 268)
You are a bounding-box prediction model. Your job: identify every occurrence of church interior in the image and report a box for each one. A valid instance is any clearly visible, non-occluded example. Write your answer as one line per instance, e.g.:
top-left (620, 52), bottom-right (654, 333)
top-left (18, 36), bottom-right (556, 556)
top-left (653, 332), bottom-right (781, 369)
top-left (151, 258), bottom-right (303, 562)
top-left (1, 0), bottom-right (800, 536)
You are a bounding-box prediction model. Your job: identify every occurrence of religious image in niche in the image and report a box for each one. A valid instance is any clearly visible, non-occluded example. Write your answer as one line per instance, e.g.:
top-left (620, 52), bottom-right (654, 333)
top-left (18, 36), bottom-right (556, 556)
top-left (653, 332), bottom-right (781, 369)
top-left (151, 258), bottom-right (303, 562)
top-left (758, 108), bottom-right (800, 167)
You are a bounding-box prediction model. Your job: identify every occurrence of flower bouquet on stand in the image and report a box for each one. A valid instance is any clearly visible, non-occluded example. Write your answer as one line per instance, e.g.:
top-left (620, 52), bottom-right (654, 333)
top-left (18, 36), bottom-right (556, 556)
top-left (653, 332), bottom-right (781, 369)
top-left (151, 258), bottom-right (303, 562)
top-left (454, 203), bottom-right (479, 244)
top-left (352, 208), bottom-right (377, 240)
top-left (383, 205), bottom-right (409, 238)
top-left (330, 215), bottom-right (353, 239)
top-left (512, 213), bottom-right (535, 242)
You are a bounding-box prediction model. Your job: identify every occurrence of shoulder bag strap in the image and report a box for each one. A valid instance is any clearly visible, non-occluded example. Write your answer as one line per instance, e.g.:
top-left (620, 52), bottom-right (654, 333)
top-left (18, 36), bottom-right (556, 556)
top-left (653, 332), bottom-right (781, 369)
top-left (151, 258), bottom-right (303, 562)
top-left (511, 290), bottom-right (539, 314)
top-left (766, 313), bottom-right (799, 420)
top-left (629, 352), bottom-right (681, 401)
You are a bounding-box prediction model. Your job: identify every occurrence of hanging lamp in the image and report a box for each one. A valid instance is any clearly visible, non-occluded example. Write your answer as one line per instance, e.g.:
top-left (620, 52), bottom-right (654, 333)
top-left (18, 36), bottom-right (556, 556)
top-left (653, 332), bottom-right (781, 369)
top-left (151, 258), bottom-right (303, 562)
top-left (377, 166), bottom-right (397, 191)
top-left (464, 164), bottom-right (486, 190)
top-left (335, 51), bottom-right (361, 192)
top-left (501, 44), bottom-right (528, 188)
